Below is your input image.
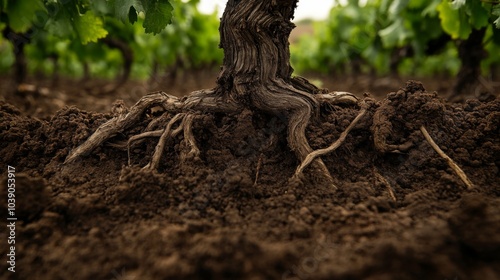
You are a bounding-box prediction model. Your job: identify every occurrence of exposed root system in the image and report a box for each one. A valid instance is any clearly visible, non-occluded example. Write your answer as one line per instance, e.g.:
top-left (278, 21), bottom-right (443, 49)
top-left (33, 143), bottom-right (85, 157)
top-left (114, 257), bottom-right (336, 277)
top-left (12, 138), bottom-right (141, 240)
top-left (1, 80), bottom-right (499, 280)
top-left (294, 99), bottom-right (371, 180)
top-left (64, 89), bottom-right (359, 183)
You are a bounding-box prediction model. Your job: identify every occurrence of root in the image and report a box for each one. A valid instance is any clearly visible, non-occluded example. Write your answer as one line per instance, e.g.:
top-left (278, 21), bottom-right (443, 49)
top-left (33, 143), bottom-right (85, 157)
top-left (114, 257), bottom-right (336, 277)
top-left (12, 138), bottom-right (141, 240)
top-left (250, 82), bottom-right (359, 187)
top-left (374, 168), bottom-right (397, 202)
top-left (126, 130), bottom-right (163, 165)
top-left (254, 154), bottom-right (264, 186)
top-left (64, 87), bottom-right (360, 184)
top-left (64, 93), bottom-right (172, 164)
top-left (146, 113), bottom-right (186, 170)
top-left (316, 91), bottom-right (358, 105)
top-left (285, 91), bottom-right (359, 187)
top-left (64, 90), bottom-right (241, 165)
top-left (287, 100), bottom-right (336, 186)
top-left (114, 113), bottom-right (199, 168)
top-left (294, 100), bottom-right (369, 179)
top-left (420, 126), bottom-right (474, 190)
top-left (180, 114), bottom-right (201, 163)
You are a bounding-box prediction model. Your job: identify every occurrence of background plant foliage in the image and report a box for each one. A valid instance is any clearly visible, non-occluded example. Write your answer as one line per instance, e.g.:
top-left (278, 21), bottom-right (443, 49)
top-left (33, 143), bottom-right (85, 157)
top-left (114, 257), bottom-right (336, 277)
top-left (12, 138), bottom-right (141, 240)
top-left (0, 0), bottom-right (499, 81)
top-left (0, 0), bottom-right (222, 80)
top-left (291, 0), bottom-right (500, 77)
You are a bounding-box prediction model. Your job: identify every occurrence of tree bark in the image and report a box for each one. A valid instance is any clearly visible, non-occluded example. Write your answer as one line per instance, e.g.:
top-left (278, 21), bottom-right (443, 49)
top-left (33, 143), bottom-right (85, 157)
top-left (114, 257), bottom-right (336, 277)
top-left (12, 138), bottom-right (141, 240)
top-left (450, 28), bottom-right (487, 101)
top-left (214, 0), bottom-right (332, 179)
top-left (215, 0), bottom-right (319, 100)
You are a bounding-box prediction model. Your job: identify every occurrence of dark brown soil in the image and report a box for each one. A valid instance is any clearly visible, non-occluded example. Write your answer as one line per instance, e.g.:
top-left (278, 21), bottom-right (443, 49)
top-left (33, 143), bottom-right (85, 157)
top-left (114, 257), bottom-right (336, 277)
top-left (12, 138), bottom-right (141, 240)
top-left (0, 75), bottom-right (499, 280)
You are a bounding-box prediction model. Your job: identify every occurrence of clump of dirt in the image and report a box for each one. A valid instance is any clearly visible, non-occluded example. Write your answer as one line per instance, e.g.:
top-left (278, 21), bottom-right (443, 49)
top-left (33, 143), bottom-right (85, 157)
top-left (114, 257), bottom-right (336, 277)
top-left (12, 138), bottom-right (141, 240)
top-left (0, 81), bottom-right (499, 279)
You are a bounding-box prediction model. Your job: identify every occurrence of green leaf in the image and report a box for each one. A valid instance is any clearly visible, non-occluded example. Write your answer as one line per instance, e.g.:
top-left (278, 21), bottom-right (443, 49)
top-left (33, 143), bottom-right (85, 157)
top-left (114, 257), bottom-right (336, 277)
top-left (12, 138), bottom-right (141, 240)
top-left (5, 0), bottom-right (46, 33)
top-left (142, 0), bottom-right (174, 34)
top-left (91, 1), bottom-right (110, 15)
top-left (109, 0), bottom-right (143, 23)
top-left (379, 18), bottom-right (411, 47)
top-left (388, 0), bottom-right (409, 19)
top-left (451, 0), bottom-right (466, 9)
top-left (45, 7), bottom-right (73, 38)
top-left (408, 0), bottom-right (427, 9)
top-left (73, 11), bottom-right (108, 44)
top-left (421, 0), bottom-right (441, 17)
top-left (466, 0), bottom-right (489, 29)
top-left (46, 18), bottom-right (71, 38)
top-left (493, 5), bottom-right (500, 29)
top-left (437, 0), bottom-right (471, 39)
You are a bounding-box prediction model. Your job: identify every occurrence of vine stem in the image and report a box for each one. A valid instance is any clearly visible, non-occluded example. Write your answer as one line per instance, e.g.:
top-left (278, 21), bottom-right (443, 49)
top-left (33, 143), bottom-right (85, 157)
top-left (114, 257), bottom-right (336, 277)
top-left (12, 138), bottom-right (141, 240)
top-left (420, 126), bottom-right (474, 190)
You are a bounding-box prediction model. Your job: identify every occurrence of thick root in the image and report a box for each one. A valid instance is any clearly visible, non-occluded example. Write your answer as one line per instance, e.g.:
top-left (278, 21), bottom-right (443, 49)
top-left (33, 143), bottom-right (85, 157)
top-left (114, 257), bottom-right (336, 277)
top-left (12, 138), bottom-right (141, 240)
top-left (64, 92), bottom-right (172, 164)
top-left (64, 88), bottom-right (359, 183)
top-left (64, 91), bottom-right (241, 165)
top-left (180, 114), bottom-right (201, 163)
top-left (294, 99), bottom-right (370, 179)
top-left (146, 113), bottom-right (186, 170)
top-left (111, 113), bottom-right (199, 169)
top-left (316, 91), bottom-right (358, 105)
top-left (288, 102), bottom-right (336, 186)
top-left (125, 130), bottom-right (163, 165)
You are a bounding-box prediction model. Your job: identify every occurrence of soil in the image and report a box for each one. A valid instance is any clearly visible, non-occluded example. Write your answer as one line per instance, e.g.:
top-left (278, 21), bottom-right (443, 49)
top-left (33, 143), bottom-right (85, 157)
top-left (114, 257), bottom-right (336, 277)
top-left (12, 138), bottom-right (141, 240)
top-left (0, 73), bottom-right (499, 280)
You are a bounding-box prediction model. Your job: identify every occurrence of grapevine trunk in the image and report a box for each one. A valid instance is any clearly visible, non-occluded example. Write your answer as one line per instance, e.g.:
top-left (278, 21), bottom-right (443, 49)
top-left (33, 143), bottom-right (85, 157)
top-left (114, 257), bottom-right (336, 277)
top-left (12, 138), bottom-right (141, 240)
top-left (214, 0), bottom-right (334, 180)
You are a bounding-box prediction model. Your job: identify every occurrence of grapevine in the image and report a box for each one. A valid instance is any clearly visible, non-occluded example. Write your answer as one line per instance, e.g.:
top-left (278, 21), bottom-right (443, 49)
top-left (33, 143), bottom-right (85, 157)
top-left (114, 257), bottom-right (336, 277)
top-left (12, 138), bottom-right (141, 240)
top-left (291, 0), bottom-right (500, 99)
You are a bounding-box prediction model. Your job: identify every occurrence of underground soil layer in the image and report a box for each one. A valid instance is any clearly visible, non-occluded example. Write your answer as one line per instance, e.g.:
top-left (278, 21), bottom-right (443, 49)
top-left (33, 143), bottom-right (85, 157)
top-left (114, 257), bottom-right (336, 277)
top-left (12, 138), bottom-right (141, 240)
top-left (0, 81), bottom-right (499, 280)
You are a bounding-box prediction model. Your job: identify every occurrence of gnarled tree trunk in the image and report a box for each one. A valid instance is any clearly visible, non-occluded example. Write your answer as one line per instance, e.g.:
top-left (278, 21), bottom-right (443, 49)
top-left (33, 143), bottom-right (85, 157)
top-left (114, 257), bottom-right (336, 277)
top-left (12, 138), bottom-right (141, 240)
top-left (214, 0), bottom-right (331, 177)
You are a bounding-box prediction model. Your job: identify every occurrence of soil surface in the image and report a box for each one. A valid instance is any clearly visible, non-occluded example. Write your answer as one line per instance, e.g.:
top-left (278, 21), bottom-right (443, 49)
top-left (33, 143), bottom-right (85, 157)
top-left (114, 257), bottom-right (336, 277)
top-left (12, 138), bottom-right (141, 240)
top-left (0, 74), bottom-right (499, 280)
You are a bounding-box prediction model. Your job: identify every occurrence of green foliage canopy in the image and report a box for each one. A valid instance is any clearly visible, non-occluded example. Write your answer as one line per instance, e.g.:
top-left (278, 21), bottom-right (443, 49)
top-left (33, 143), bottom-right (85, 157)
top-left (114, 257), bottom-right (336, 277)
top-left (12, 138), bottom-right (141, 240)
top-left (0, 0), bottom-right (222, 79)
top-left (0, 0), bottom-right (176, 44)
top-left (291, 0), bottom-right (500, 77)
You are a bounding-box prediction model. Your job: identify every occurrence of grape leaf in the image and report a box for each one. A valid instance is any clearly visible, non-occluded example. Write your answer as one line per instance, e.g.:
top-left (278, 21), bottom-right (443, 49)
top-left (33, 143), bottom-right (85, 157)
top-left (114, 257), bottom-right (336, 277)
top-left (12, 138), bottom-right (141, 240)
top-left (408, 0), bottom-right (427, 9)
top-left (73, 11), bottom-right (108, 44)
top-left (437, 0), bottom-right (471, 39)
top-left (451, 0), bottom-right (466, 9)
top-left (466, 0), bottom-right (488, 29)
top-left (47, 18), bottom-right (72, 38)
top-left (90, 1), bottom-right (110, 15)
top-left (388, 0), bottom-right (409, 20)
top-left (142, 0), bottom-right (174, 35)
top-left (109, 0), bottom-right (142, 23)
top-left (379, 18), bottom-right (411, 47)
top-left (493, 5), bottom-right (500, 29)
top-left (5, 0), bottom-right (46, 33)
top-left (421, 0), bottom-right (442, 17)
top-left (44, 3), bottom-right (78, 39)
